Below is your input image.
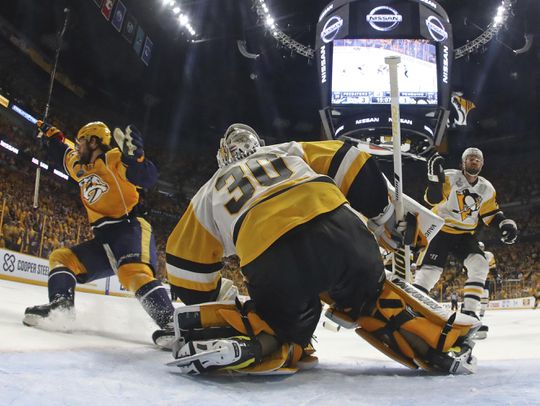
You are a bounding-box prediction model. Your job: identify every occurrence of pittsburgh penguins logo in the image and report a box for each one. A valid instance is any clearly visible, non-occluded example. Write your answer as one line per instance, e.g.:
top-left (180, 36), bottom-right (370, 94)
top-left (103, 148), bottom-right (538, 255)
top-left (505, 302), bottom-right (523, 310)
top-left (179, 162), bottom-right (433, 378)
top-left (3, 253), bottom-right (15, 272)
top-left (456, 189), bottom-right (482, 220)
top-left (79, 174), bottom-right (109, 205)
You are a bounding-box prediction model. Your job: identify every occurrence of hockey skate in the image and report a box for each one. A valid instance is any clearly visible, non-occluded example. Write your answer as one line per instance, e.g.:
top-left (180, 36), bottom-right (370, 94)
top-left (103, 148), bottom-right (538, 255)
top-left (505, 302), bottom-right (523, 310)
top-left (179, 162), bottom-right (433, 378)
top-left (473, 325), bottom-right (489, 340)
top-left (167, 336), bottom-right (261, 375)
top-left (152, 324), bottom-right (175, 351)
top-left (23, 295), bottom-right (74, 327)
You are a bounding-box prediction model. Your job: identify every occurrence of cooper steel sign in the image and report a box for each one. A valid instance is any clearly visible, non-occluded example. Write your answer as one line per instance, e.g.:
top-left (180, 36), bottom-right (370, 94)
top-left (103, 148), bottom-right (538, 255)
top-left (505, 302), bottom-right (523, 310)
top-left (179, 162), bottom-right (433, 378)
top-left (366, 6), bottom-right (403, 31)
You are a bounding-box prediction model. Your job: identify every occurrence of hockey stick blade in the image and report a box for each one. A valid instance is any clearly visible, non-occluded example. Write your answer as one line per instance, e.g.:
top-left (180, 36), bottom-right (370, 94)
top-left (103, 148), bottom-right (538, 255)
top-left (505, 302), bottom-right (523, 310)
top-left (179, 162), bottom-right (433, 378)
top-left (166, 348), bottom-right (223, 367)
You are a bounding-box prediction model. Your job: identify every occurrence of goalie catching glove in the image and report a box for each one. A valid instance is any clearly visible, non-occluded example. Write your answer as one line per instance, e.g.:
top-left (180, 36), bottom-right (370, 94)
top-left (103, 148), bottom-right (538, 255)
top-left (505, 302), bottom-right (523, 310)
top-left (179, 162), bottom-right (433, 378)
top-left (113, 125), bottom-right (145, 162)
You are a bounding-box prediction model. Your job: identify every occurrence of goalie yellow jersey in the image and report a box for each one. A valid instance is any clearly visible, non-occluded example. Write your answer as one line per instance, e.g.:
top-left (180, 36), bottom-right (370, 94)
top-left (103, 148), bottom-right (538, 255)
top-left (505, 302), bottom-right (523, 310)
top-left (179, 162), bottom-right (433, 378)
top-left (425, 169), bottom-right (500, 234)
top-left (63, 147), bottom-right (140, 227)
top-left (166, 140), bottom-right (388, 293)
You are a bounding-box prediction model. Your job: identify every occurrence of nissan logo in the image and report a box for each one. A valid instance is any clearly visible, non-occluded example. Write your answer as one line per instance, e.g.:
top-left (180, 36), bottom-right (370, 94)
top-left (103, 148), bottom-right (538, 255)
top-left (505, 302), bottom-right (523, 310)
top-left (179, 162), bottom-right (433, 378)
top-left (321, 15), bottom-right (344, 43)
top-left (366, 6), bottom-right (403, 32)
top-left (426, 15), bottom-right (448, 42)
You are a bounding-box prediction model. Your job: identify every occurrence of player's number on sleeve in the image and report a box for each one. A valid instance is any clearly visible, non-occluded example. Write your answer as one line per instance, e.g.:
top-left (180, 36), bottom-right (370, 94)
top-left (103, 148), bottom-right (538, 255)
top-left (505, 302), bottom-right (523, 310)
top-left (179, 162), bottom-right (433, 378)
top-left (215, 155), bottom-right (293, 214)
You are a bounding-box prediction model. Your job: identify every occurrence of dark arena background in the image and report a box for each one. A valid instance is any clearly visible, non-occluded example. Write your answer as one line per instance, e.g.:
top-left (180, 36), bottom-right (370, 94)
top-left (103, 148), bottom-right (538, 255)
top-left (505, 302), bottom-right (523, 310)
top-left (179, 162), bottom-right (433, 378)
top-left (0, 1), bottom-right (539, 404)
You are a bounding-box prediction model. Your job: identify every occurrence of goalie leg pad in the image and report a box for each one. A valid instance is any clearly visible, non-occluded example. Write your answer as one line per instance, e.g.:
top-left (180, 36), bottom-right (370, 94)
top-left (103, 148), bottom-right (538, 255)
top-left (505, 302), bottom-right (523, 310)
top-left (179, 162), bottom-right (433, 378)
top-left (170, 300), bottom-right (309, 375)
top-left (356, 275), bottom-right (480, 374)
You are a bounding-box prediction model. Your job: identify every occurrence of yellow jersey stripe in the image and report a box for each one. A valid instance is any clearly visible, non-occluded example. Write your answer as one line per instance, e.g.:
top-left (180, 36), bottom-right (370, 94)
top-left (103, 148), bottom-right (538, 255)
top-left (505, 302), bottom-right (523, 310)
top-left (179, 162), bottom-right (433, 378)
top-left (167, 266), bottom-right (221, 292)
top-left (166, 203), bottom-right (224, 265)
top-left (236, 181), bottom-right (347, 266)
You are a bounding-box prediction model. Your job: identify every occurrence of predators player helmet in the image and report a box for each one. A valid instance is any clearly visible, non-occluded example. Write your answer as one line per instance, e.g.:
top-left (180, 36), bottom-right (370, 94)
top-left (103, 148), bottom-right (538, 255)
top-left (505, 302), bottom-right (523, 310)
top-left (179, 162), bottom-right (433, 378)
top-left (216, 123), bottom-right (265, 168)
top-left (77, 122), bottom-right (112, 146)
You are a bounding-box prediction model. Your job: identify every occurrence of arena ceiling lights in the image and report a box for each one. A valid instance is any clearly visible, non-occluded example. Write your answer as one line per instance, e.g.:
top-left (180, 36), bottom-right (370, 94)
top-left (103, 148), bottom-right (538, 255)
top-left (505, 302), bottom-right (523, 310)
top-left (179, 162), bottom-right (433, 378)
top-left (454, 0), bottom-right (514, 59)
top-left (252, 0), bottom-right (514, 61)
top-left (252, 0), bottom-right (315, 58)
top-left (161, 0), bottom-right (196, 37)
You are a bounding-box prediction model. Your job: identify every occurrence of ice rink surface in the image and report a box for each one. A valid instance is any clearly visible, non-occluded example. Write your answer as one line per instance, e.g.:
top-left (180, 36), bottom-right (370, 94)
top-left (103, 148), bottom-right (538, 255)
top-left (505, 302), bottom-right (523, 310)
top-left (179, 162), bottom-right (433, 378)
top-left (1, 278), bottom-right (539, 406)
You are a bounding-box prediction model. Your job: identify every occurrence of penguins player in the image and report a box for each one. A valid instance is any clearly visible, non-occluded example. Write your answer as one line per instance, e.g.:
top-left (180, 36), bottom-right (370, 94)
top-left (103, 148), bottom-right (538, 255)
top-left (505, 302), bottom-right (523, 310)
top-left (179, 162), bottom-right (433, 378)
top-left (164, 124), bottom-right (480, 375)
top-left (23, 121), bottom-right (175, 348)
top-left (414, 148), bottom-right (518, 320)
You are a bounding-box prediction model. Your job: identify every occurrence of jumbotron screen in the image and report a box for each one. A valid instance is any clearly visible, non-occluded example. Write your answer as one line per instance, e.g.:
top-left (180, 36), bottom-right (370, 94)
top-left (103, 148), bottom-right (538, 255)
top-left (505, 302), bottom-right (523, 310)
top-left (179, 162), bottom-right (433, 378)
top-left (331, 39), bottom-right (438, 105)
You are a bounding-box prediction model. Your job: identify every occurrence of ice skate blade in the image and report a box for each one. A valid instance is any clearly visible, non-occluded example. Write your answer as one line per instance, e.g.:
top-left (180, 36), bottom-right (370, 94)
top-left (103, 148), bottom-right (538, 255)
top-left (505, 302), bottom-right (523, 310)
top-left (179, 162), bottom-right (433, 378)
top-left (473, 331), bottom-right (487, 340)
top-left (22, 313), bottom-right (43, 327)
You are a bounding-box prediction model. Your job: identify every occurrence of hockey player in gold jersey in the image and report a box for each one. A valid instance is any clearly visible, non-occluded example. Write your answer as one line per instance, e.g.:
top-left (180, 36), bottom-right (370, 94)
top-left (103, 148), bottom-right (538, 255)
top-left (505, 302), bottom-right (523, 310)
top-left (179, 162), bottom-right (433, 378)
top-left (165, 124), bottom-right (480, 375)
top-left (414, 148), bottom-right (518, 321)
top-left (23, 121), bottom-right (174, 346)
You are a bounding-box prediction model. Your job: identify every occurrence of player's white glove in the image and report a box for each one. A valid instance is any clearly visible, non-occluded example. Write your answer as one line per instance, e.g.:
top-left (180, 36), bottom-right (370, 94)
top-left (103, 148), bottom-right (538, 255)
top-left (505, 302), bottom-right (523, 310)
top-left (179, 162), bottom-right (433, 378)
top-left (499, 219), bottom-right (518, 244)
top-left (367, 204), bottom-right (407, 252)
top-left (113, 125), bottom-right (145, 161)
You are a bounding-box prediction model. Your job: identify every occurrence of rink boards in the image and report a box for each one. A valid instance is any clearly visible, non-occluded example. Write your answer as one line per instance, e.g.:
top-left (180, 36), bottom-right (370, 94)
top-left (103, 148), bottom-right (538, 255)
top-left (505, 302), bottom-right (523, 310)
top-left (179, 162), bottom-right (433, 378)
top-left (0, 247), bottom-right (132, 297)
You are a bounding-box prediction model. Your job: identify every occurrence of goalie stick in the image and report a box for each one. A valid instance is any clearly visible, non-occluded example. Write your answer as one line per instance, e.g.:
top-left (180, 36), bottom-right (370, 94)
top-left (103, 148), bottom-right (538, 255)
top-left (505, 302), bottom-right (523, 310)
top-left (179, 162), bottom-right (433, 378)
top-left (385, 56), bottom-right (412, 283)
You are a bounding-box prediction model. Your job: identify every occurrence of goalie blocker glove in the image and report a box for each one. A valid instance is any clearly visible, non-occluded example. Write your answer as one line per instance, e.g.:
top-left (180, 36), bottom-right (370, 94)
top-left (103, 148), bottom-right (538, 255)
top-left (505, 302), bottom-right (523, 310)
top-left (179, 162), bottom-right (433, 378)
top-left (499, 219), bottom-right (518, 244)
top-left (367, 203), bottom-right (408, 251)
top-left (113, 125), bottom-right (145, 162)
top-left (427, 151), bottom-right (445, 183)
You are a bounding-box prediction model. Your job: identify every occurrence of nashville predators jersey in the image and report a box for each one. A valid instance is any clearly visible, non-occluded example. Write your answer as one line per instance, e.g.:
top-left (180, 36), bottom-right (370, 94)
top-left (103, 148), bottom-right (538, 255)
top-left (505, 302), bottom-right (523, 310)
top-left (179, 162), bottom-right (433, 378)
top-left (63, 147), bottom-right (140, 227)
top-left (425, 169), bottom-right (501, 234)
top-left (166, 140), bottom-right (388, 298)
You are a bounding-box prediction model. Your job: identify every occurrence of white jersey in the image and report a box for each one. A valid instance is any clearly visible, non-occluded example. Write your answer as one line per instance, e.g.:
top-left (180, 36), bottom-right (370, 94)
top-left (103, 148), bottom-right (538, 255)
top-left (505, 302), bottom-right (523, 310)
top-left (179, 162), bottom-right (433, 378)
top-left (184, 142), bottom-right (343, 259)
top-left (485, 251), bottom-right (496, 270)
top-left (166, 140), bottom-right (388, 294)
top-left (425, 169), bottom-right (500, 234)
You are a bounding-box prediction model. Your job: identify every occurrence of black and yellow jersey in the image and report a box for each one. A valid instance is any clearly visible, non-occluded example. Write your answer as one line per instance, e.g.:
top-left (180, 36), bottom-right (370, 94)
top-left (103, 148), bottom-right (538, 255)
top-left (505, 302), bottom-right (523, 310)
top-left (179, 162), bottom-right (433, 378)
top-left (48, 138), bottom-right (157, 228)
top-left (166, 140), bottom-right (388, 297)
top-left (424, 169), bottom-right (501, 234)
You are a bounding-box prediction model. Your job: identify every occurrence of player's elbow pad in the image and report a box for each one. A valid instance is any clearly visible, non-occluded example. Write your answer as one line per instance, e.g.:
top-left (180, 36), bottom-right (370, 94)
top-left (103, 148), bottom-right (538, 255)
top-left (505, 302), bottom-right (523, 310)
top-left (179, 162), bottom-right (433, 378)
top-left (126, 161), bottom-right (159, 189)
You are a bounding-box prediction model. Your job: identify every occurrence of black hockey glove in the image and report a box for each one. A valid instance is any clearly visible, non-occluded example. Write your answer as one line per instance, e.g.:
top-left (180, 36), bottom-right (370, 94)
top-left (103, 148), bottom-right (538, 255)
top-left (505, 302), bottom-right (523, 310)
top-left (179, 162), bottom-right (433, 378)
top-left (499, 219), bottom-right (518, 244)
top-left (36, 120), bottom-right (65, 141)
top-left (427, 151), bottom-right (445, 183)
top-left (113, 125), bottom-right (145, 161)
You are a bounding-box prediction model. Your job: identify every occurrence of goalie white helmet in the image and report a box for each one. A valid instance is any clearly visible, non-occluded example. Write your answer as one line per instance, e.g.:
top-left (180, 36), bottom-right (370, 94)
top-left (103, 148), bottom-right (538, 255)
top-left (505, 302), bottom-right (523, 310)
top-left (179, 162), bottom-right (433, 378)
top-left (216, 123), bottom-right (265, 168)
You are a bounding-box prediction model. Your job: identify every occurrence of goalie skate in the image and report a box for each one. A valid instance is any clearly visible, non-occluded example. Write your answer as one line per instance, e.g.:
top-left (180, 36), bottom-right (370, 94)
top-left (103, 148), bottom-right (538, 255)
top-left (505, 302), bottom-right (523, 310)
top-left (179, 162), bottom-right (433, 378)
top-left (473, 325), bottom-right (489, 340)
top-left (167, 336), bottom-right (260, 375)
